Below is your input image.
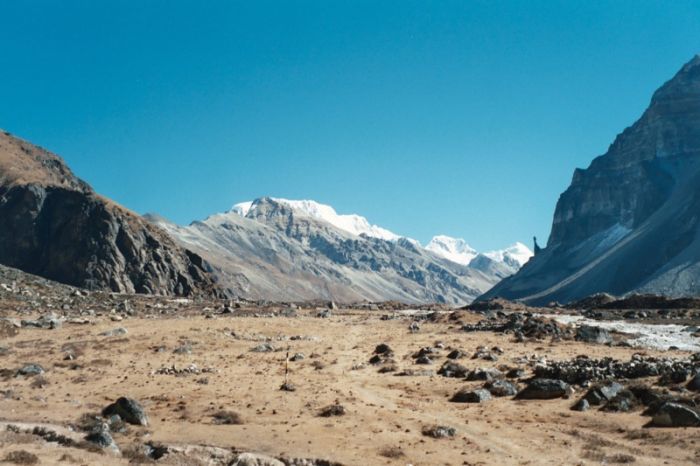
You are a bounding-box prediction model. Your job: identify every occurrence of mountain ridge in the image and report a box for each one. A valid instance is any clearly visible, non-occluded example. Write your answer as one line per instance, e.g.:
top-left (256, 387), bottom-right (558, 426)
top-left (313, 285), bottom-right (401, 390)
top-left (480, 54), bottom-right (700, 305)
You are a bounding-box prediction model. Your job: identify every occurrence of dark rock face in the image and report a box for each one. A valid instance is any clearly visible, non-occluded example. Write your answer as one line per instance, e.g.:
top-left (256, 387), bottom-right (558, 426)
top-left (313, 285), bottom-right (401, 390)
top-left (480, 56), bottom-right (700, 305)
top-left (0, 131), bottom-right (218, 297)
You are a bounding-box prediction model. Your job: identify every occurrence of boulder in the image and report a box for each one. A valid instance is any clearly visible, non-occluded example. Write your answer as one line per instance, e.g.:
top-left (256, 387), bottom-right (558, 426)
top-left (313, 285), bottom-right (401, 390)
top-left (582, 381), bottom-right (623, 405)
top-left (102, 397), bottom-right (148, 426)
top-left (450, 388), bottom-right (492, 403)
top-left (484, 379), bottom-right (519, 397)
top-left (650, 402), bottom-right (700, 427)
top-left (438, 361), bottom-right (469, 378)
top-left (516, 378), bottom-right (569, 400)
top-left (575, 325), bottom-right (612, 345)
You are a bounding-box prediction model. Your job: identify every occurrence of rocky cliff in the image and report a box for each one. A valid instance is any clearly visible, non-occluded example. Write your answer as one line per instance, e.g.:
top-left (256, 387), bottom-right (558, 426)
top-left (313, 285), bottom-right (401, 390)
top-left (0, 130), bottom-right (218, 296)
top-left (480, 55), bottom-right (700, 304)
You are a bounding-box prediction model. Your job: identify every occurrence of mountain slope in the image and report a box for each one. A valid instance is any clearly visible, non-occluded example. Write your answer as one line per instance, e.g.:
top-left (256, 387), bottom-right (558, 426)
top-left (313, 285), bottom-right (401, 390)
top-left (148, 198), bottom-right (520, 304)
top-left (0, 130), bottom-right (218, 296)
top-left (480, 55), bottom-right (700, 305)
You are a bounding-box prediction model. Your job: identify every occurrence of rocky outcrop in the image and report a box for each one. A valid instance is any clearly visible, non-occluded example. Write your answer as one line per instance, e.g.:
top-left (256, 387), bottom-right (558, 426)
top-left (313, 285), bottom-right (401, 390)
top-left (480, 55), bottom-right (700, 304)
top-left (0, 130), bottom-right (218, 296)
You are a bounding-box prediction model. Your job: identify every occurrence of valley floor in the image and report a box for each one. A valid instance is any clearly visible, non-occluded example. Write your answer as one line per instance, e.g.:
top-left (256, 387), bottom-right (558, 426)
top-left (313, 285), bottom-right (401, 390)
top-left (1, 303), bottom-right (699, 465)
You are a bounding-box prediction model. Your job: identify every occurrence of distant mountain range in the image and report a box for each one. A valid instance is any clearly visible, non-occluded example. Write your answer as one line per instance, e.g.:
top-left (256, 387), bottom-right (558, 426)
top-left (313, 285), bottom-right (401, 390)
top-left (481, 55), bottom-right (700, 305)
top-left (147, 198), bottom-right (531, 304)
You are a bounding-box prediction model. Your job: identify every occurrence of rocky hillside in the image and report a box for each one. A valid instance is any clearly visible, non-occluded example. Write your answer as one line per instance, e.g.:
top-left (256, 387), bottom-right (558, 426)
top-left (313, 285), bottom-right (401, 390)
top-left (481, 55), bottom-right (700, 305)
top-left (0, 130), bottom-right (218, 297)
top-left (147, 197), bottom-right (518, 304)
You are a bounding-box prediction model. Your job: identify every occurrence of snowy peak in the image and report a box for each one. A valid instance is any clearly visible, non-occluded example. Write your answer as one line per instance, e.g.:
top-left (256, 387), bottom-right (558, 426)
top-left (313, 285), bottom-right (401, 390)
top-left (231, 197), bottom-right (401, 241)
top-left (425, 235), bottom-right (477, 265)
top-left (484, 242), bottom-right (534, 268)
top-left (426, 236), bottom-right (533, 269)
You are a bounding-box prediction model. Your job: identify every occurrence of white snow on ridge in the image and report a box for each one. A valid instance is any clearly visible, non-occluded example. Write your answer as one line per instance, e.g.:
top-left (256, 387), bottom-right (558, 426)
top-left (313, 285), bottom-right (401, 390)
top-left (231, 198), bottom-right (402, 241)
top-left (229, 198), bottom-right (532, 271)
top-left (425, 235), bottom-right (478, 265)
top-left (484, 242), bottom-right (534, 268)
top-left (231, 201), bottom-right (254, 217)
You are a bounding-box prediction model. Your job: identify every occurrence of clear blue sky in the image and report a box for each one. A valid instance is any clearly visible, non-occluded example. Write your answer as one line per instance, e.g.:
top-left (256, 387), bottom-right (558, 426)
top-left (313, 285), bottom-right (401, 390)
top-left (1, 1), bottom-right (699, 250)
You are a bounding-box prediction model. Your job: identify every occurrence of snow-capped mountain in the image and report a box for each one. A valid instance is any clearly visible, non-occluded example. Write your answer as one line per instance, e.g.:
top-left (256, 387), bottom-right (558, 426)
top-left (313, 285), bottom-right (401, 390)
top-left (425, 236), bottom-right (532, 271)
top-left (147, 197), bottom-right (530, 304)
top-left (425, 235), bottom-right (478, 265)
top-left (484, 242), bottom-right (534, 268)
top-left (233, 198), bottom-right (401, 241)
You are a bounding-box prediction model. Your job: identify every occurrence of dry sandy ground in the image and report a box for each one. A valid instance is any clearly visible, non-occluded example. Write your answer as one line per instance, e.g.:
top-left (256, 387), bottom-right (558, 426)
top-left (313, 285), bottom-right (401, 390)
top-left (1, 309), bottom-right (699, 465)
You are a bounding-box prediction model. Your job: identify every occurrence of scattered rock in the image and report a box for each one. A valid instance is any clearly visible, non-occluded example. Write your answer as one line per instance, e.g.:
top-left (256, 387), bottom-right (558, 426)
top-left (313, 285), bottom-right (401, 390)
top-left (446, 349), bottom-right (467, 359)
top-left (466, 367), bottom-right (503, 381)
top-left (575, 325), bottom-right (612, 345)
top-left (438, 361), bottom-right (469, 378)
top-left (571, 398), bottom-right (590, 412)
top-left (516, 378), bottom-right (570, 400)
top-left (484, 379), bottom-right (519, 397)
top-left (16, 364), bottom-right (44, 377)
top-left (318, 404), bottom-right (346, 417)
top-left (581, 381), bottom-right (624, 406)
top-left (280, 382), bottom-right (296, 392)
top-left (100, 327), bottom-right (128, 337)
top-left (374, 343), bottom-right (392, 355)
top-left (232, 452), bottom-right (285, 466)
top-left (212, 410), bottom-right (243, 425)
top-left (451, 388), bottom-right (492, 403)
top-left (102, 397), bottom-right (148, 426)
top-left (650, 402), bottom-right (700, 427)
top-left (84, 423), bottom-right (117, 450)
top-left (251, 343), bottom-right (277, 353)
top-left (687, 373), bottom-right (700, 391)
top-left (421, 425), bottom-right (456, 439)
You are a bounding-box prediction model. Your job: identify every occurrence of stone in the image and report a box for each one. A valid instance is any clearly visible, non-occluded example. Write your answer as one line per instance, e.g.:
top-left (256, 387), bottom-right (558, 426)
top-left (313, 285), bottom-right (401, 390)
top-left (415, 355), bottom-right (433, 365)
top-left (466, 367), bottom-right (503, 382)
top-left (374, 343), bottom-right (392, 355)
top-left (102, 397), bottom-right (148, 426)
top-left (575, 325), bottom-right (612, 345)
top-left (100, 327), bottom-right (128, 337)
top-left (484, 379), bottom-right (519, 397)
top-left (250, 343), bottom-right (276, 353)
top-left (421, 425), bottom-right (456, 438)
top-left (16, 364), bottom-right (44, 376)
top-left (651, 402), bottom-right (700, 427)
top-left (446, 349), bottom-right (466, 359)
top-left (438, 361), bottom-right (469, 378)
top-left (687, 373), bottom-right (700, 391)
top-left (571, 398), bottom-right (590, 412)
top-left (318, 404), bottom-right (345, 417)
top-left (451, 388), bottom-right (492, 403)
top-left (84, 423), bottom-right (117, 450)
top-left (232, 453), bottom-right (285, 466)
top-left (516, 378), bottom-right (570, 400)
top-left (583, 381), bottom-right (623, 405)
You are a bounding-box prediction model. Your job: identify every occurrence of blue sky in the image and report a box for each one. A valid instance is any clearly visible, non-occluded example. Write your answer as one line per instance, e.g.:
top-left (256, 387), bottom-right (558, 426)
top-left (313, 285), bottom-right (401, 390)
top-left (1, 1), bottom-right (699, 250)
